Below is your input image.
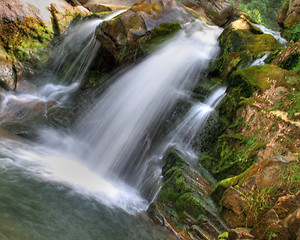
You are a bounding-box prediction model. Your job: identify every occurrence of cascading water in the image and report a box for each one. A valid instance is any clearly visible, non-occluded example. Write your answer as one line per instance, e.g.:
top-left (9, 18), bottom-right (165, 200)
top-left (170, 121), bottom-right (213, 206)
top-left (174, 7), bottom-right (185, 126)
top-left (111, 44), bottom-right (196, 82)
top-left (72, 21), bottom-right (222, 191)
top-left (169, 87), bottom-right (226, 151)
top-left (0, 13), bottom-right (225, 240)
top-left (28, 10), bottom-right (124, 104)
top-left (254, 23), bottom-right (287, 44)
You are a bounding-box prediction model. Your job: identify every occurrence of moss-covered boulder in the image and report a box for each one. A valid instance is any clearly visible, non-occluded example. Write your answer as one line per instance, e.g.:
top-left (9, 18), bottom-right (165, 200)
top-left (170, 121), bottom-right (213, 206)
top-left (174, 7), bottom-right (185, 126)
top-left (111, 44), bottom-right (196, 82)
top-left (147, 149), bottom-right (227, 240)
top-left (277, 0), bottom-right (300, 42)
top-left (208, 15), bottom-right (281, 81)
top-left (95, 0), bottom-right (196, 64)
top-left (219, 18), bottom-right (280, 58)
top-left (0, 0), bottom-right (91, 90)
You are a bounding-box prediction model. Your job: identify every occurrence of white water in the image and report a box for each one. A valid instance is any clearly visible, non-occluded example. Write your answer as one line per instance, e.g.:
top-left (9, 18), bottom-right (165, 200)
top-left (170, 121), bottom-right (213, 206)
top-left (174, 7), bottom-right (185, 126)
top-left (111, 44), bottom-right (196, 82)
top-left (250, 53), bottom-right (269, 66)
top-left (51, 10), bottom-right (125, 84)
top-left (170, 87), bottom-right (226, 151)
top-left (0, 11), bottom-right (125, 116)
top-left (0, 19), bottom-right (223, 213)
top-left (72, 21), bottom-right (222, 187)
top-left (254, 23), bottom-right (287, 44)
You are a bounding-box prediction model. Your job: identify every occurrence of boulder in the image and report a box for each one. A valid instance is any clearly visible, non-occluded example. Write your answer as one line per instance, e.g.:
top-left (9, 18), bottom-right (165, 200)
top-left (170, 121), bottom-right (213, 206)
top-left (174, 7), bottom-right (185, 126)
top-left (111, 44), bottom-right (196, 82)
top-left (277, 0), bottom-right (300, 42)
top-left (95, 0), bottom-right (196, 64)
top-left (208, 15), bottom-right (280, 81)
top-left (181, 0), bottom-right (234, 26)
top-left (0, 49), bottom-right (18, 90)
top-left (147, 149), bottom-right (227, 240)
top-left (0, 0), bottom-right (91, 90)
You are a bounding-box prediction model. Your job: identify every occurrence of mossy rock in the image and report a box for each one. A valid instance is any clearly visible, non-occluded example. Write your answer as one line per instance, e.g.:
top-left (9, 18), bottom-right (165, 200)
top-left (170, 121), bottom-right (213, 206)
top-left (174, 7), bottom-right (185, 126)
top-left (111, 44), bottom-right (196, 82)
top-left (209, 50), bottom-right (253, 80)
top-left (219, 29), bottom-right (281, 58)
top-left (138, 22), bottom-right (181, 54)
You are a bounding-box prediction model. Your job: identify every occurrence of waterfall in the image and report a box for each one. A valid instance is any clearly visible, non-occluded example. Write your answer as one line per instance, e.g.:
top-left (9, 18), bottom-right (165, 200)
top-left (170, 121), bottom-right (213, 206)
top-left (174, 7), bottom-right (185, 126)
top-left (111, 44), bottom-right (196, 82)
top-left (73, 21), bottom-right (222, 190)
top-left (170, 87), bottom-right (226, 151)
top-left (254, 23), bottom-right (287, 44)
top-left (37, 10), bottom-right (125, 102)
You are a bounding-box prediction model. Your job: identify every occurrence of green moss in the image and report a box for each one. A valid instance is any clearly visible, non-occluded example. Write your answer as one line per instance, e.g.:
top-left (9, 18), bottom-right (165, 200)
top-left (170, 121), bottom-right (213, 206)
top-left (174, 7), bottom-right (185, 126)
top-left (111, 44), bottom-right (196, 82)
top-left (281, 22), bottom-right (300, 42)
top-left (158, 168), bottom-right (191, 204)
top-left (219, 29), bottom-right (280, 58)
top-left (279, 53), bottom-right (300, 72)
top-left (174, 193), bottom-right (206, 219)
top-left (139, 22), bottom-right (181, 54)
top-left (209, 50), bottom-right (253, 80)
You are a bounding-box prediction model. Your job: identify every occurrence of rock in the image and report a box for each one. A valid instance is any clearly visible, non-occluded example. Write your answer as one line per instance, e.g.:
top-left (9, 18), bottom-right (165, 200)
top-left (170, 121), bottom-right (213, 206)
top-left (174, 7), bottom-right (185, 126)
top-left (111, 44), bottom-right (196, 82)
top-left (0, 0), bottom-right (91, 89)
top-left (95, 0), bottom-right (195, 64)
top-left (270, 40), bottom-right (300, 73)
top-left (217, 158), bottom-right (300, 238)
top-left (283, 207), bottom-right (300, 239)
top-left (228, 228), bottom-right (254, 240)
top-left (218, 17), bottom-right (280, 58)
top-left (85, 3), bottom-right (112, 13)
top-left (182, 0), bottom-right (234, 26)
top-left (0, 49), bottom-right (17, 90)
top-left (77, 0), bottom-right (141, 8)
top-left (277, 0), bottom-right (300, 42)
top-left (221, 187), bottom-right (247, 228)
top-left (148, 149), bottom-right (227, 240)
top-left (208, 15), bottom-right (279, 81)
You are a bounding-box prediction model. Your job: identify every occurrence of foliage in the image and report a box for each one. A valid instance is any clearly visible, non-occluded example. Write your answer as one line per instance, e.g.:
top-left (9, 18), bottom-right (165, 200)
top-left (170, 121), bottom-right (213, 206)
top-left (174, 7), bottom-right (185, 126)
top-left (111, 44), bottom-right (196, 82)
top-left (229, 0), bottom-right (286, 30)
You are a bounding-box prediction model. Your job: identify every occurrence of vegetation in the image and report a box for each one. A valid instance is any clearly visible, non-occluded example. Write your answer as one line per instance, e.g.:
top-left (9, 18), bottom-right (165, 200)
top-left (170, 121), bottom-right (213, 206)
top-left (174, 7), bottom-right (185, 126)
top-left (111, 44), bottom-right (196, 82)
top-left (229, 0), bottom-right (286, 30)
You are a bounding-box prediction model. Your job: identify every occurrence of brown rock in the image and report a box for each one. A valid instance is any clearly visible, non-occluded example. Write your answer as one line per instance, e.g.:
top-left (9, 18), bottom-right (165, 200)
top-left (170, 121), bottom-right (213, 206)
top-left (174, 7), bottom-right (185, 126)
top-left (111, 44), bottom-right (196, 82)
top-left (96, 0), bottom-right (195, 63)
top-left (221, 187), bottom-right (247, 228)
top-left (181, 0), bottom-right (234, 26)
top-left (228, 228), bottom-right (254, 240)
top-left (278, 0), bottom-right (300, 27)
top-left (283, 208), bottom-right (300, 239)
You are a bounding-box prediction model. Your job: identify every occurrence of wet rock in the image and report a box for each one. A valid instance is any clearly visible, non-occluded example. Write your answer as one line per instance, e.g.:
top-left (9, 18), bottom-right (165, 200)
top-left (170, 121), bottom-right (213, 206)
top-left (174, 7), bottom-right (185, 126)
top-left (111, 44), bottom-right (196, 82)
top-left (147, 149), bottom-right (227, 240)
top-left (182, 0), bottom-right (234, 26)
top-left (95, 0), bottom-right (195, 64)
top-left (208, 15), bottom-right (279, 81)
top-left (0, 0), bottom-right (91, 89)
top-left (0, 49), bottom-right (17, 90)
top-left (85, 3), bottom-right (112, 13)
top-left (218, 17), bottom-right (280, 59)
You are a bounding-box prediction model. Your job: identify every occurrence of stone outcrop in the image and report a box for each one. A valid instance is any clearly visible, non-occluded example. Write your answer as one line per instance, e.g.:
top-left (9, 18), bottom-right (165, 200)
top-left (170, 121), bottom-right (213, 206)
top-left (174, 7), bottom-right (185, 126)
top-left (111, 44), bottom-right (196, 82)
top-left (0, 0), bottom-right (90, 90)
top-left (147, 149), bottom-right (228, 240)
top-left (277, 0), bottom-right (300, 41)
top-left (181, 0), bottom-right (234, 26)
top-left (95, 0), bottom-right (196, 64)
top-left (212, 158), bottom-right (300, 239)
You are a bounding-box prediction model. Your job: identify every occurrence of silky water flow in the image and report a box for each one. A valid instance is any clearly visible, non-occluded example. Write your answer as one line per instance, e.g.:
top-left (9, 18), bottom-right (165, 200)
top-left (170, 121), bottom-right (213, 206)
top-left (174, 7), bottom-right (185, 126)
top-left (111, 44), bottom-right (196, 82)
top-left (0, 18), bottom-right (224, 240)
